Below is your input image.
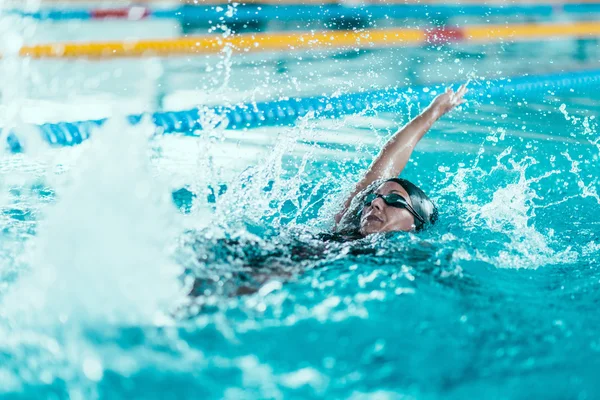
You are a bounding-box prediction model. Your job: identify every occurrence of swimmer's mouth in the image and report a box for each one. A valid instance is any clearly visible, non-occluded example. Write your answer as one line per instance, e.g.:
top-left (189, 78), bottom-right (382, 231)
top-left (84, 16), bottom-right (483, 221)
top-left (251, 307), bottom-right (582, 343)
top-left (365, 214), bottom-right (383, 223)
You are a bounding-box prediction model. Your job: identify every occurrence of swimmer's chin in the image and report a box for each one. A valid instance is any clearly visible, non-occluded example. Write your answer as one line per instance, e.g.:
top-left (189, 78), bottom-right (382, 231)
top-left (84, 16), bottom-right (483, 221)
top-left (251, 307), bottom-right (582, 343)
top-left (359, 220), bottom-right (383, 236)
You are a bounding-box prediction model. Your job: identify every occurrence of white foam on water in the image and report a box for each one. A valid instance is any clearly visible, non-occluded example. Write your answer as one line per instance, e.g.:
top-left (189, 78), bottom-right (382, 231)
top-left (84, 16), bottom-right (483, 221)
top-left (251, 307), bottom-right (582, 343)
top-left (0, 4), bottom-right (187, 325)
top-left (3, 117), bottom-right (186, 326)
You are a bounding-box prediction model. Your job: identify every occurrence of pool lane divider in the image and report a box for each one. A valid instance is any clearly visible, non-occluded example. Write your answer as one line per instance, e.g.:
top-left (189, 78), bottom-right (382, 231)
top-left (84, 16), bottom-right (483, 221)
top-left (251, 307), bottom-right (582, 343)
top-left (15, 21), bottom-right (600, 59)
top-left (8, 3), bottom-right (600, 22)
top-left (5, 69), bottom-right (600, 153)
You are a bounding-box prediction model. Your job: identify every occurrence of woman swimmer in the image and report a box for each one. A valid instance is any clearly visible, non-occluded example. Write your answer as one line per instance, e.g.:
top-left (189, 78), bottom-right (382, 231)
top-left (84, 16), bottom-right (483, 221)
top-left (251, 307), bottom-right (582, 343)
top-left (186, 84), bottom-right (468, 300)
top-left (333, 83), bottom-right (468, 238)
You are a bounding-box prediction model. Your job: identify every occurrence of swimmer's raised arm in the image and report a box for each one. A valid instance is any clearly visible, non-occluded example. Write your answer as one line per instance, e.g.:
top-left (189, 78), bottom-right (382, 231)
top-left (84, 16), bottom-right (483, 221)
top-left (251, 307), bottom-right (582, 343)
top-left (335, 84), bottom-right (468, 224)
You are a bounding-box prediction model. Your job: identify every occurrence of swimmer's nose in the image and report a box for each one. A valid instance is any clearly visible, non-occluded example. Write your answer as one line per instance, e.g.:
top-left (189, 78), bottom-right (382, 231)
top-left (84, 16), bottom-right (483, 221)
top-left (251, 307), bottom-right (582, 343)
top-left (370, 196), bottom-right (385, 211)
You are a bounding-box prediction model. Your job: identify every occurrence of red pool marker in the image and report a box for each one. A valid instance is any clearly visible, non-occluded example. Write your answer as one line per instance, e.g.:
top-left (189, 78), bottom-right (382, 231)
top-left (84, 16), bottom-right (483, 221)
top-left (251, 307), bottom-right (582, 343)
top-left (91, 7), bottom-right (151, 20)
top-left (426, 27), bottom-right (465, 44)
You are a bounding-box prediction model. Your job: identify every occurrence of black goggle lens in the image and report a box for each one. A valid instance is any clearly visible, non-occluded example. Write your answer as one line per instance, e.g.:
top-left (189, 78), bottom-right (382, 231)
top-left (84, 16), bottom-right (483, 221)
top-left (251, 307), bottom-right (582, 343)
top-left (364, 193), bottom-right (407, 208)
top-left (363, 193), bottom-right (425, 225)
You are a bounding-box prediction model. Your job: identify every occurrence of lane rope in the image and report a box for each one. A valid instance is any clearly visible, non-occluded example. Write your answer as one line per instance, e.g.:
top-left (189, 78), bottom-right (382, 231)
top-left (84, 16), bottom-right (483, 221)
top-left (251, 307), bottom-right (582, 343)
top-left (15, 22), bottom-right (600, 59)
top-left (5, 69), bottom-right (600, 153)
top-left (6, 3), bottom-right (600, 22)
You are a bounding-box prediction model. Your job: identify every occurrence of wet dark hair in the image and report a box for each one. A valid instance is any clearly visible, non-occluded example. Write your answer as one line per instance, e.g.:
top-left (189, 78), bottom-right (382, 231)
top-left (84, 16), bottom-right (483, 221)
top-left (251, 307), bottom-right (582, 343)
top-left (385, 178), bottom-right (438, 231)
top-left (336, 177), bottom-right (438, 236)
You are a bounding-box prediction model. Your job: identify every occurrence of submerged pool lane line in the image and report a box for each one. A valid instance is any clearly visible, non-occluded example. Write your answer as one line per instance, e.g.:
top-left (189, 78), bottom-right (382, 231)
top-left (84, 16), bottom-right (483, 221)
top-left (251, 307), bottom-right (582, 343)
top-left (4, 68), bottom-right (600, 153)
top-left (7, 2), bottom-right (600, 22)
top-left (15, 21), bottom-right (600, 59)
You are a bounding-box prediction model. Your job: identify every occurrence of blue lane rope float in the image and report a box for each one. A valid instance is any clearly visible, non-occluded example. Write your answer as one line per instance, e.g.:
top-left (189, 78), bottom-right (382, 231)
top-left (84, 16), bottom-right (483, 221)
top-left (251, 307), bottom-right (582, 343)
top-left (5, 69), bottom-right (600, 153)
top-left (175, 4), bottom-right (556, 23)
top-left (564, 4), bottom-right (600, 13)
top-left (7, 3), bottom-right (600, 22)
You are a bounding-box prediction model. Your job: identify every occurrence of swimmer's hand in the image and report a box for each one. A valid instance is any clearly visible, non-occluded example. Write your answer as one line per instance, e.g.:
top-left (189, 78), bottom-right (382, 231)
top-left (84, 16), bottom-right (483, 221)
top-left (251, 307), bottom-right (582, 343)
top-left (428, 84), bottom-right (468, 117)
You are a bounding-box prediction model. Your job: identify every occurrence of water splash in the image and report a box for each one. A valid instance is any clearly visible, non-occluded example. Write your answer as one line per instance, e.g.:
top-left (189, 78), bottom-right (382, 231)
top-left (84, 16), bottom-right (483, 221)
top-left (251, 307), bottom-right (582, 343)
top-left (206, 117), bottom-right (337, 233)
top-left (3, 118), bottom-right (185, 326)
top-left (557, 104), bottom-right (600, 205)
top-left (440, 148), bottom-right (578, 269)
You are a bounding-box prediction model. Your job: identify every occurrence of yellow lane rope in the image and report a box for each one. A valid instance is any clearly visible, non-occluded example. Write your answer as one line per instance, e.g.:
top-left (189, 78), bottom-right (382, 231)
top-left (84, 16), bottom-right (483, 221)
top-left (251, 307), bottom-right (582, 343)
top-left (16, 21), bottom-right (600, 59)
top-left (464, 21), bottom-right (600, 41)
top-left (18, 29), bottom-right (425, 58)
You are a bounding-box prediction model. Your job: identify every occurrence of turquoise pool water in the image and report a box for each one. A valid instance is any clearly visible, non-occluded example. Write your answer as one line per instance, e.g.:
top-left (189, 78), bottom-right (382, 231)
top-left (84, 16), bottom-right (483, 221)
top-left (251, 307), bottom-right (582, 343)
top-left (1, 14), bottom-right (600, 399)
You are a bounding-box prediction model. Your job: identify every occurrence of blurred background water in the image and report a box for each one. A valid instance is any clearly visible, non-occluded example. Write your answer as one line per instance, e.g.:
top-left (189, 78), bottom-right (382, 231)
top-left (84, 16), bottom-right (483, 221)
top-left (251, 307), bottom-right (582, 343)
top-left (0, 1), bottom-right (599, 399)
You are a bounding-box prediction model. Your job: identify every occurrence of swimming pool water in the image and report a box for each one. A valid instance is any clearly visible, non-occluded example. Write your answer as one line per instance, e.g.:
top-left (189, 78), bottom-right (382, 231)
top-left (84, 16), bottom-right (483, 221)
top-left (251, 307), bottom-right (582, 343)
top-left (1, 13), bottom-right (600, 400)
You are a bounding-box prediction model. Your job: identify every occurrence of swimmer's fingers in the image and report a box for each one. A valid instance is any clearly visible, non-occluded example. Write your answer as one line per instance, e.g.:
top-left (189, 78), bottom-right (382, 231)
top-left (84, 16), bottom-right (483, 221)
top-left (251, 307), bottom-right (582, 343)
top-left (431, 85), bottom-right (467, 113)
top-left (454, 85), bottom-right (469, 106)
top-left (454, 95), bottom-right (467, 106)
top-left (449, 93), bottom-right (462, 105)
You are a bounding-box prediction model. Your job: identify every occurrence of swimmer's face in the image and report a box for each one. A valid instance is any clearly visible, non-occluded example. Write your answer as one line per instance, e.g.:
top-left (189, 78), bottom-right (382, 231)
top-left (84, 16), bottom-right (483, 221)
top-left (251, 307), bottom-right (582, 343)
top-left (359, 181), bottom-right (417, 236)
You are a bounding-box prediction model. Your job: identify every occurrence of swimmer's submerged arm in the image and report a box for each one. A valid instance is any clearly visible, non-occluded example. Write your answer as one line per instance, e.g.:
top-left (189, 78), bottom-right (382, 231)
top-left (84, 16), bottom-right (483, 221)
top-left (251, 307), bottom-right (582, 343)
top-left (335, 84), bottom-right (468, 224)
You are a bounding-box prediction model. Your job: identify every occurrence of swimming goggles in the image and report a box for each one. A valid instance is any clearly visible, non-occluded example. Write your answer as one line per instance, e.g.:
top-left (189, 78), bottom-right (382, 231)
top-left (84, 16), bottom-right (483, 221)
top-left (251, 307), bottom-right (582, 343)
top-left (363, 193), bottom-right (425, 225)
